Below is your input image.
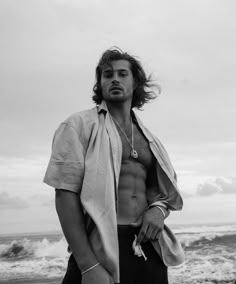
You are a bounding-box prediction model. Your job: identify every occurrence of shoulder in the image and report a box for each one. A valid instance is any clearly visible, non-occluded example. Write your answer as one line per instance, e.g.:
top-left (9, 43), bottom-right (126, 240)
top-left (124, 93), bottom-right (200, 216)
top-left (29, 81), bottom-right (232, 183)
top-left (64, 106), bottom-right (99, 129)
top-left (54, 106), bottom-right (100, 147)
top-left (58, 106), bottom-right (102, 139)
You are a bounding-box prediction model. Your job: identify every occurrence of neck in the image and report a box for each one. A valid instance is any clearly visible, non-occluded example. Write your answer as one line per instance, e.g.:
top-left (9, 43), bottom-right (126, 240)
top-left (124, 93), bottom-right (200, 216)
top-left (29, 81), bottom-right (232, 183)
top-left (106, 101), bottom-right (132, 125)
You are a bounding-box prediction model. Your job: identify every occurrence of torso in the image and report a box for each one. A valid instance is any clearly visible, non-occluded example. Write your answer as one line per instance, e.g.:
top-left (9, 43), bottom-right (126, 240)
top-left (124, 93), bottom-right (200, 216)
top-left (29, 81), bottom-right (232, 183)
top-left (116, 120), bottom-right (155, 225)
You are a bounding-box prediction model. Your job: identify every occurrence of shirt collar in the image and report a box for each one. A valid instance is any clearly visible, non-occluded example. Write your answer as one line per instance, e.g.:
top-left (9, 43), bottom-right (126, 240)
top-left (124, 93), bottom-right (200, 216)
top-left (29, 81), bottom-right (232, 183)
top-left (97, 100), bottom-right (109, 114)
top-left (97, 100), bottom-right (154, 142)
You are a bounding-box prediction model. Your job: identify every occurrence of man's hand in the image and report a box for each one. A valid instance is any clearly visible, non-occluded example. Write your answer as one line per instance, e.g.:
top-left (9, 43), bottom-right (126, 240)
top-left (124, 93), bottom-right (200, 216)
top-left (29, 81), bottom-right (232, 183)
top-left (82, 265), bottom-right (113, 284)
top-left (136, 207), bottom-right (165, 244)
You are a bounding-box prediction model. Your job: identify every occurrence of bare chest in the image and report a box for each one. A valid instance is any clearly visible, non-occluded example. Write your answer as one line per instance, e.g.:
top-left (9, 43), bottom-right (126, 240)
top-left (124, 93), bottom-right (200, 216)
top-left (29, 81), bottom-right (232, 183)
top-left (116, 123), bottom-right (154, 169)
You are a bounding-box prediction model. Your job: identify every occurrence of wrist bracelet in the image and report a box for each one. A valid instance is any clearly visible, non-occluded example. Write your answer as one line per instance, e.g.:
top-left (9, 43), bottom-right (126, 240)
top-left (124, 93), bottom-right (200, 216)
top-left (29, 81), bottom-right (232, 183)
top-left (154, 206), bottom-right (166, 218)
top-left (81, 262), bottom-right (100, 275)
top-left (148, 204), bottom-right (166, 218)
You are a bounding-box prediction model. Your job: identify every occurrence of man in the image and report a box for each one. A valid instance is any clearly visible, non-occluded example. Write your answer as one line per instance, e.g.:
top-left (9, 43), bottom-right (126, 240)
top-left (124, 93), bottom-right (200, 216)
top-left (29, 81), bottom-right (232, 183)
top-left (44, 48), bottom-right (184, 284)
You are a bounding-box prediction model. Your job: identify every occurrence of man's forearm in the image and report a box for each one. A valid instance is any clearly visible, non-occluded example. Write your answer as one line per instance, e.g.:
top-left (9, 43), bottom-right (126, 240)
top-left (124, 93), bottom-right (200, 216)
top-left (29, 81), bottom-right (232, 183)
top-left (55, 189), bottom-right (98, 271)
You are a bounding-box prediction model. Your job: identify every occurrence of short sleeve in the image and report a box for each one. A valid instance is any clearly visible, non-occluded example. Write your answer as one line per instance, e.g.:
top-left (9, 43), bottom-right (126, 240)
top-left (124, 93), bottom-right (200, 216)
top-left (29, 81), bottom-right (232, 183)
top-left (43, 122), bottom-right (85, 193)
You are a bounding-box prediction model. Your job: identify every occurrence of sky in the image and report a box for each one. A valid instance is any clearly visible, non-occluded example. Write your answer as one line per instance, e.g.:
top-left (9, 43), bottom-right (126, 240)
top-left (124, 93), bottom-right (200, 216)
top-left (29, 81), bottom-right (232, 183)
top-left (0, 0), bottom-right (236, 234)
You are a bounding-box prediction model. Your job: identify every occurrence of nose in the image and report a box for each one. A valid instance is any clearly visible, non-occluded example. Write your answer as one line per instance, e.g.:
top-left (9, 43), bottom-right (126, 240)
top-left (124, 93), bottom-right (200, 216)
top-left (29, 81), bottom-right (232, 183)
top-left (112, 73), bottom-right (119, 84)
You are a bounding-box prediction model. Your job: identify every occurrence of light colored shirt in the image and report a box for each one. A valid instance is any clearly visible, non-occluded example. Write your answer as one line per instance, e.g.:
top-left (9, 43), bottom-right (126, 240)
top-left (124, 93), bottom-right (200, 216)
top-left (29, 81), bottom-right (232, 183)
top-left (43, 101), bottom-right (184, 283)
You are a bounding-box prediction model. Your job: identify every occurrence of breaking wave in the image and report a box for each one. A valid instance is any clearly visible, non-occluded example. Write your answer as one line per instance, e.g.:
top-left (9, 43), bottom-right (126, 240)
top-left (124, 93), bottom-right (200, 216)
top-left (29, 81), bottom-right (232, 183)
top-left (0, 224), bottom-right (235, 282)
top-left (0, 237), bottom-right (68, 259)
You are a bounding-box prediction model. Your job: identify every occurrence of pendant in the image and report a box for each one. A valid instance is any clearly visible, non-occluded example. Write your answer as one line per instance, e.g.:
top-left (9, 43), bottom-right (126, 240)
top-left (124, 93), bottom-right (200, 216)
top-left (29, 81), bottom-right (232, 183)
top-left (131, 149), bottom-right (138, 159)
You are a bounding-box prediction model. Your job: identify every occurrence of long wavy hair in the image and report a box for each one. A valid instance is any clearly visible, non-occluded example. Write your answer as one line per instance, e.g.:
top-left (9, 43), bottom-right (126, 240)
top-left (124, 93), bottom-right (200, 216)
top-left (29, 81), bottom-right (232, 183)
top-left (92, 48), bottom-right (160, 109)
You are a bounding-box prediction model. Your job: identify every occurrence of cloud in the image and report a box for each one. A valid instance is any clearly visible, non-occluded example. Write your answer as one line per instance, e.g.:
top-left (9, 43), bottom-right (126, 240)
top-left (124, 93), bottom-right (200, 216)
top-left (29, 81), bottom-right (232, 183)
top-left (196, 177), bottom-right (236, 196)
top-left (0, 192), bottom-right (29, 210)
top-left (215, 177), bottom-right (236, 194)
top-left (196, 182), bottom-right (221, 196)
top-left (29, 194), bottom-right (54, 207)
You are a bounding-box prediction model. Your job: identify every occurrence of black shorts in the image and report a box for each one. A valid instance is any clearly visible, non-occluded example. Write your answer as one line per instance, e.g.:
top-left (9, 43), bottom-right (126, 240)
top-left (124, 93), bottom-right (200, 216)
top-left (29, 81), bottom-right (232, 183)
top-left (62, 225), bottom-right (168, 284)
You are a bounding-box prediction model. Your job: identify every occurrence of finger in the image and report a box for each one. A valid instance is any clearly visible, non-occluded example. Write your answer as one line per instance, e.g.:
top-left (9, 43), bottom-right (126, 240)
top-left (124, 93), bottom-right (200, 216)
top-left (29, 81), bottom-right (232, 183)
top-left (144, 225), bottom-right (154, 241)
top-left (145, 225), bottom-right (160, 242)
top-left (137, 224), bottom-right (148, 244)
top-left (154, 230), bottom-right (162, 241)
top-left (150, 228), bottom-right (160, 241)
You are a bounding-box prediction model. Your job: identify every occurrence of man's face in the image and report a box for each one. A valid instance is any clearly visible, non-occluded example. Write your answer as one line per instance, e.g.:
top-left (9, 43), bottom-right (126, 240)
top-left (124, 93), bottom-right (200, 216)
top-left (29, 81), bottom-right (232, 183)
top-left (100, 60), bottom-right (135, 104)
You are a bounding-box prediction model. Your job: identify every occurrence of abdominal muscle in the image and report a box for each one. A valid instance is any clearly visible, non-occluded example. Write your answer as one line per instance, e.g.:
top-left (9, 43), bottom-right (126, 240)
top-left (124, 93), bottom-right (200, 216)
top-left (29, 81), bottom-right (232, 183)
top-left (117, 159), bottom-right (148, 225)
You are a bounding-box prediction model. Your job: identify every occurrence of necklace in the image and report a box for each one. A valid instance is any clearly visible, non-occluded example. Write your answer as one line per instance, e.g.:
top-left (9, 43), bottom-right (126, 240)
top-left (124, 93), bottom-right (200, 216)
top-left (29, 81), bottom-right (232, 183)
top-left (111, 116), bottom-right (138, 159)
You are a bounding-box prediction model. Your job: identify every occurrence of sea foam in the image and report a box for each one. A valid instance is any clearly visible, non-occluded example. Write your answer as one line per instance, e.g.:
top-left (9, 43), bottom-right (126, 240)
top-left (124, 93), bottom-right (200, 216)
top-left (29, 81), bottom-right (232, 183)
top-left (0, 237), bottom-right (68, 259)
top-left (0, 225), bottom-right (235, 282)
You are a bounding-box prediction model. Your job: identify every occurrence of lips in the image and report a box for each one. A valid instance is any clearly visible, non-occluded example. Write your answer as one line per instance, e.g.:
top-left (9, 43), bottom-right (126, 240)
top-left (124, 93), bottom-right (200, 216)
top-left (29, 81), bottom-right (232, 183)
top-left (109, 86), bottom-right (123, 92)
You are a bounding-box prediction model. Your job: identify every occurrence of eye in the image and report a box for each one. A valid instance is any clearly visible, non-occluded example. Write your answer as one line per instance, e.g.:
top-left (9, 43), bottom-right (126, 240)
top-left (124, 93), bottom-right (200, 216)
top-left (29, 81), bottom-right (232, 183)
top-left (102, 71), bottom-right (113, 78)
top-left (119, 71), bottom-right (128, 77)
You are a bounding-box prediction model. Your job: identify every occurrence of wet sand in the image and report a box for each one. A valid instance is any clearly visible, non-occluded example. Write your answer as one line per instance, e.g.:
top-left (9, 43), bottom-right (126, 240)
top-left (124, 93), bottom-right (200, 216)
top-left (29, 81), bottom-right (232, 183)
top-left (0, 278), bottom-right (62, 284)
top-left (0, 278), bottom-right (235, 284)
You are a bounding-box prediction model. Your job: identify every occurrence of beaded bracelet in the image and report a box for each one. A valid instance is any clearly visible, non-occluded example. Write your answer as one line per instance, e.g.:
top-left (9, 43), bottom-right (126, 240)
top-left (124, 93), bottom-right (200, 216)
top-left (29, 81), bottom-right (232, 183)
top-left (81, 262), bottom-right (100, 275)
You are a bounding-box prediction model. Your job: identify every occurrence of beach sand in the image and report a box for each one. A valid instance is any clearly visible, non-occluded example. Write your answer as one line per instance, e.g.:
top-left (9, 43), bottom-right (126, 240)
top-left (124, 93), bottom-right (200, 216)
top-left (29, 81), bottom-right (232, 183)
top-left (0, 278), bottom-right (235, 284)
top-left (169, 274), bottom-right (236, 284)
top-left (0, 278), bottom-right (63, 284)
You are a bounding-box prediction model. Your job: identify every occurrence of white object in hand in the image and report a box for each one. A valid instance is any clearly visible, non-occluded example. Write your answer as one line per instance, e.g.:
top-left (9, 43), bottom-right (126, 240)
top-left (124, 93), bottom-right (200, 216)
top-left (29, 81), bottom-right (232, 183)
top-left (132, 234), bottom-right (147, 261)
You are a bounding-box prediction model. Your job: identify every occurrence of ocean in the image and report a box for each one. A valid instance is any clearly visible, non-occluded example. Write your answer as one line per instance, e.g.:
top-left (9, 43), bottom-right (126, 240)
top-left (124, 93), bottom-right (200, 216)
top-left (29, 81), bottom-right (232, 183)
top-left (0, 223), bottom-right (235, 284)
